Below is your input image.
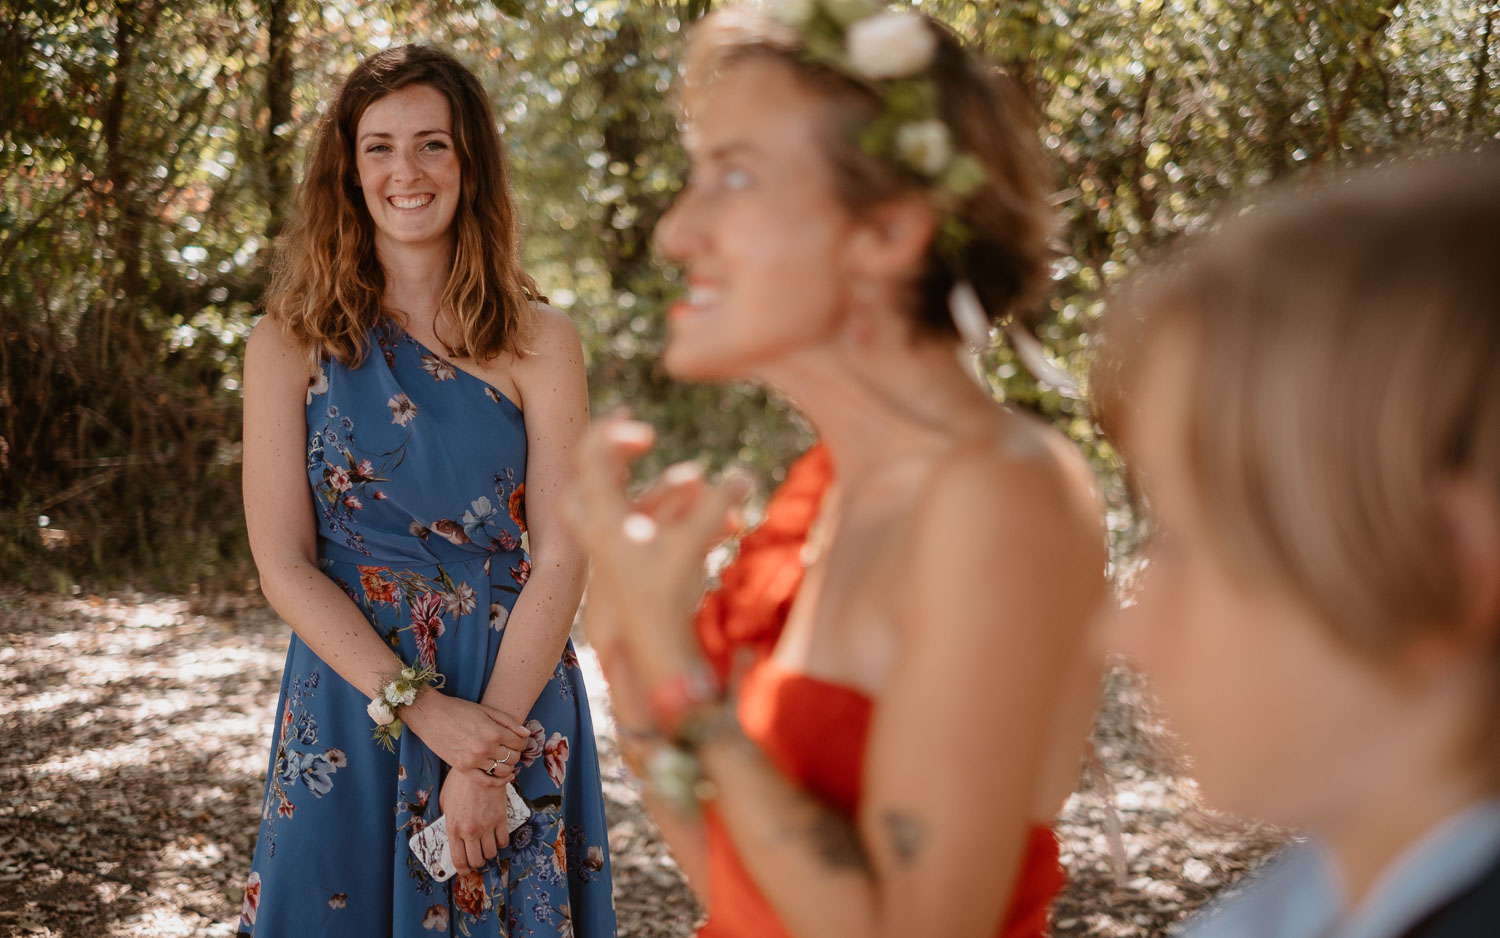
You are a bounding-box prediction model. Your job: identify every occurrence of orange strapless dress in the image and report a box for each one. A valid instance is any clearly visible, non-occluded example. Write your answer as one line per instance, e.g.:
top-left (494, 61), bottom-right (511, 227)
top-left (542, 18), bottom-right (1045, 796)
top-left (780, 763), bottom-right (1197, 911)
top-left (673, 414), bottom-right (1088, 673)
top-left (691, 445), bottom-right (1065, 938)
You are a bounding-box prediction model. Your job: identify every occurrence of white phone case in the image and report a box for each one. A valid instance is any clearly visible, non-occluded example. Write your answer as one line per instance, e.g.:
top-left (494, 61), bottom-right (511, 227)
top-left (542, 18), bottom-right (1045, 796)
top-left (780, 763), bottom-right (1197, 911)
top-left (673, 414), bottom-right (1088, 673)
top-left (408, 784), bottom-right (533, 882)
top-left (409, 814), bottom-right (458, 882)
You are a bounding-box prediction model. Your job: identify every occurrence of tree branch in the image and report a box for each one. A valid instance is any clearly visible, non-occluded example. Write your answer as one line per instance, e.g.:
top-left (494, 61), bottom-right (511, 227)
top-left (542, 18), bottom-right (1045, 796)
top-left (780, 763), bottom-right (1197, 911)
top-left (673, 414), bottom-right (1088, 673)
top-left (1312, 5), bottom-right (1395, 163)
top-left (0, 177), bottom-right (90, 273)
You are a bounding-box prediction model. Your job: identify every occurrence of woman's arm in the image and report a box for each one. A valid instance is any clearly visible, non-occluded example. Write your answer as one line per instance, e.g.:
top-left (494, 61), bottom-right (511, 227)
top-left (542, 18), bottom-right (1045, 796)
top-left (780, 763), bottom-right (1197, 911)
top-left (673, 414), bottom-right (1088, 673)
top-left (571, 417), bottom-right (1105, 938)
top-left (701, 444), bottom-right (1106, 937)
top-left (595, 622), bottom-right (713, 898)
top-left (433, 306), bottom-right (593, 870)
top-left (565, 419), bottom-right (736, 897)
top-left (477, 305), bottom-right (591, 722)
top-left (242, 318), bottom-right (528, 782)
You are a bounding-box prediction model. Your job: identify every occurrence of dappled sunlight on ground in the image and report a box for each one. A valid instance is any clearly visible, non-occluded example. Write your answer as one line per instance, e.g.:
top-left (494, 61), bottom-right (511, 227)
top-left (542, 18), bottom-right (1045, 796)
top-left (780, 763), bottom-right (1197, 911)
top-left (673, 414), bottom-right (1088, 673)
top-left (0, 593), bottom-right (1280, 937)
top-left (0, 591), bottom-right (284, 937)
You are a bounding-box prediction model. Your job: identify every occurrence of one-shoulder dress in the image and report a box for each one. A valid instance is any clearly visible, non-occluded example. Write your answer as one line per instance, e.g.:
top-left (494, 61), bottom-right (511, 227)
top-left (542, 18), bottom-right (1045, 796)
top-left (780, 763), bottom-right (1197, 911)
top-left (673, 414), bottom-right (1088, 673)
top-left (238, 320), bottom-right (616, 938)
top-left (692, 444), bottom-right (1064, 938)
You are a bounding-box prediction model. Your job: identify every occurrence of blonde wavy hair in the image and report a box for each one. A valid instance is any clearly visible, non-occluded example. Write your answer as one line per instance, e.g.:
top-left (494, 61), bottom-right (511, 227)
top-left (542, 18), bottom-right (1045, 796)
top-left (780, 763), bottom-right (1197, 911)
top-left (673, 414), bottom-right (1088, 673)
top-left (1093, 153), bottom-right (1500, 658)
top-left (265, 44), bottom-right (539, 366)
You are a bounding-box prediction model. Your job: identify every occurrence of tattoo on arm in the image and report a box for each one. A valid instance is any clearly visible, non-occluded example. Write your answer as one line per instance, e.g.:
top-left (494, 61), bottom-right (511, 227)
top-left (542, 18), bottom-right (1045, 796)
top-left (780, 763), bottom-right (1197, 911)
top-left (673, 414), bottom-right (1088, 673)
top-left (883, 810), bottom-right (925, 866)
top-left (807, 810), bottom-right (870, 871)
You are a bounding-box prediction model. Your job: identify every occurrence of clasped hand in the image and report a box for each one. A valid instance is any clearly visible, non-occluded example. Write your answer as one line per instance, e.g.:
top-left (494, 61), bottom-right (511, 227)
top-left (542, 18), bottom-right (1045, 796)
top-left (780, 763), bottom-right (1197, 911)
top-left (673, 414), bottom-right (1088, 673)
top-left (404, 692), bottom-right (531, 873)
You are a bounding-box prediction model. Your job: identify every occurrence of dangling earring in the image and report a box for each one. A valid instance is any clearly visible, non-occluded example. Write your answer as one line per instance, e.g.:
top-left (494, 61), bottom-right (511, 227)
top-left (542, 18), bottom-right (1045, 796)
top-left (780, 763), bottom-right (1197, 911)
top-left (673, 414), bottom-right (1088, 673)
top-left (948, 281), bottom-right (992, 349)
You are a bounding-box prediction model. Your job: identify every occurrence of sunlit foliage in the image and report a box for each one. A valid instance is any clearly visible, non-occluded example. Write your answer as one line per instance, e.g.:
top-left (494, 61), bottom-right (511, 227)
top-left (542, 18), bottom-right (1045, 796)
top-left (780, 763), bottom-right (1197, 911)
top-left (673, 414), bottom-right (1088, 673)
top-left (2, 0), bottom-right (1494, 586)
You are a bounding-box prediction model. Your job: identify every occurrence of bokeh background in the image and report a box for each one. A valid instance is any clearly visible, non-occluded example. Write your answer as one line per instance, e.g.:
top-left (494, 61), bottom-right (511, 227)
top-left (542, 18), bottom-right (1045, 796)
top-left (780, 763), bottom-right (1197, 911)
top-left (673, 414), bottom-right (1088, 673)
top-left (2, 1), bottom-right (1497, 936)
top-left (7, 0), bottom-right (1497, 590)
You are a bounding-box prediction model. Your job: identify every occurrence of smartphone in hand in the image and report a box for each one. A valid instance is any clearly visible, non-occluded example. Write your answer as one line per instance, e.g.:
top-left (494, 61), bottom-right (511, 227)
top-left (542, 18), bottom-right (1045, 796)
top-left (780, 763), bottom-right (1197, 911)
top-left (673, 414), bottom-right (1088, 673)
top-left (408, 785), bottom-right (532, 882)
top-left (409, 815), bottom-right (458, 882)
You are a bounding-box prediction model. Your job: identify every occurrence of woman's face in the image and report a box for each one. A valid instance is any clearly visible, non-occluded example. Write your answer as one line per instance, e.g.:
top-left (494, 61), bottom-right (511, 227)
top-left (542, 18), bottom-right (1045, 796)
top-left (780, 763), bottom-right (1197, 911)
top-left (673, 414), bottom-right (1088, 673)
top-left (654, 58), bottom-right (861, 383)
top-left (354, 83), bottom-right (462, 256)
top-left (1112, 326), bottom-right (1409, 830)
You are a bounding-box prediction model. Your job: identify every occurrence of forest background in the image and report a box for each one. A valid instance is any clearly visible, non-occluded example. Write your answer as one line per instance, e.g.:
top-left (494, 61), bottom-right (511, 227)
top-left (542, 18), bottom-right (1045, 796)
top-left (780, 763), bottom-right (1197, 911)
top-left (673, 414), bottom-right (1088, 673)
top-left (2, 2), bottom-right (1497, 936)
top-left (5, 0), bottom-right (1497, 590)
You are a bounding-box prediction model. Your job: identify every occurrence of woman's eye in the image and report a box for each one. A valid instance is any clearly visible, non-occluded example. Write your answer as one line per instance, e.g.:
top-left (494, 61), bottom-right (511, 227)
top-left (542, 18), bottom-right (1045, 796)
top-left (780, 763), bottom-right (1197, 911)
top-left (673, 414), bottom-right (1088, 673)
top-left (366, 144), bottom-right (391, 154)
top-left (423, 140), bottom-right (448, 151)
top-left (723, 167), bottom-right (751, 190)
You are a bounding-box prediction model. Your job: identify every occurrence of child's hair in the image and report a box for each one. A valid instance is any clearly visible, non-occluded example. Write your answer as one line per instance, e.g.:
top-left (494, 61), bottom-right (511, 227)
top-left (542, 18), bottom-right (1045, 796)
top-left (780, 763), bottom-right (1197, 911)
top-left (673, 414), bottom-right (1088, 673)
top-left (1093, 152), bottom-right (1500, 658)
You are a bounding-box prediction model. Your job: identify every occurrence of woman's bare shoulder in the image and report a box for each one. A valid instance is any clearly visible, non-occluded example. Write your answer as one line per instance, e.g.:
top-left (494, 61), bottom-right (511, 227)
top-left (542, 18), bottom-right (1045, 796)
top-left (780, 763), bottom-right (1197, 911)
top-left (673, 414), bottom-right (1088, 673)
top-left (527, 302), bottom-right (582, 349)
top-left (893, 414), bottom-right (1107, 643)
top-left (245, 315), bottom-right (315, 385)
top-left (503, 303), bottom-right (586, 412)
top-left (934, 413), bottom-right (1100, 526)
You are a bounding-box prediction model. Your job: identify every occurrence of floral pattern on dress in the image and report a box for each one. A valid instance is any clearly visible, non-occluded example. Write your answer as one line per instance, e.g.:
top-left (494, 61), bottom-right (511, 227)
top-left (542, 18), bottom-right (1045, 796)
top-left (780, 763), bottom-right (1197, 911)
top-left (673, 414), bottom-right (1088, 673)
top-left (240, 320), bottom-right (614, 937)
top-left (259, 668), bottom-right (347, 850)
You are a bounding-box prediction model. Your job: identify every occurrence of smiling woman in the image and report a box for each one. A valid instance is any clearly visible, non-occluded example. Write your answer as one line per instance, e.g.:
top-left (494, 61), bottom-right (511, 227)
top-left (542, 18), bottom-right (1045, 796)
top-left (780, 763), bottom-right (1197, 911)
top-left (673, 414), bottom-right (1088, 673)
top-left (353, 85), bottom-right (463, 251)
top-left (237, 45), bottom-right (615, 938)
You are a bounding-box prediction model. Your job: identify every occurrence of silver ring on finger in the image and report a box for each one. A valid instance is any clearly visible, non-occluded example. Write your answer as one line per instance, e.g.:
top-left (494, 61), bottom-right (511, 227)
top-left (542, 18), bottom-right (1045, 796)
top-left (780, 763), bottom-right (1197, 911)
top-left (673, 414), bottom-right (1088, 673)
top-left (485, 759), bottom-right (501, 777)
top-left (497, 746), bottom-right (514, 765)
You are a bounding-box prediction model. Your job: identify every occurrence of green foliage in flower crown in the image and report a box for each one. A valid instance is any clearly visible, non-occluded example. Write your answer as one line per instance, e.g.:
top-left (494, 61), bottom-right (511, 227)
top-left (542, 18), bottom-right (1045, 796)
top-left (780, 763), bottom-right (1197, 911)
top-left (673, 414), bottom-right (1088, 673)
top-left (822, 0), bottom-right (881, 29)
top-left (858, 79), bottom-right (936, 160)
top-left (941, 155), bottom-right (987, 199)
top-left (796, 8), bottom-right (853, 63)
top-left (781, 1), bottom-right (989, 267)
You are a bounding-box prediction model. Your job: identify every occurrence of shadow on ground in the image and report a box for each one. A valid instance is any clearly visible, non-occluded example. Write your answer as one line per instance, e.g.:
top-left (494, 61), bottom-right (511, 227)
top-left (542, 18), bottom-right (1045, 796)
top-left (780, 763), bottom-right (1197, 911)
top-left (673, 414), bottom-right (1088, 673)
top-left (0, 591), bottom-right (1281, 937)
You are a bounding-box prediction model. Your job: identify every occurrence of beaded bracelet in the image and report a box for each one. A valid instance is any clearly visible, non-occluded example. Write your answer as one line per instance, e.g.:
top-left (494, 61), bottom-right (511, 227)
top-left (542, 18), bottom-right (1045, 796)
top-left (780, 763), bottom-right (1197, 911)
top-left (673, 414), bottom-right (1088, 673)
top-left (648, 660), bottom-right (725, 739)
top-left (647, 695), bottom-right (744, 815)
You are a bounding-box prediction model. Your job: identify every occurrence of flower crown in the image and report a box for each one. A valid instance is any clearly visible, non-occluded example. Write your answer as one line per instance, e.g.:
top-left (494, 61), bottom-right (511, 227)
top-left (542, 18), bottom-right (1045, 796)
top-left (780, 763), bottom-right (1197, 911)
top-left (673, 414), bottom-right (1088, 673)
top-left (766, 0), bottom-right (999, 347)
top-left (766, 0), bottom-right (986, 207)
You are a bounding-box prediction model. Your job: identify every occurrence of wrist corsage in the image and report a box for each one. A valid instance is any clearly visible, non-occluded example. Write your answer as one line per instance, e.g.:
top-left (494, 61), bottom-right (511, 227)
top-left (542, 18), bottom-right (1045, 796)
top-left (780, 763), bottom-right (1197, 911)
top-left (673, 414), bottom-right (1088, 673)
top-left (367, 663), bottom-right (443, 752)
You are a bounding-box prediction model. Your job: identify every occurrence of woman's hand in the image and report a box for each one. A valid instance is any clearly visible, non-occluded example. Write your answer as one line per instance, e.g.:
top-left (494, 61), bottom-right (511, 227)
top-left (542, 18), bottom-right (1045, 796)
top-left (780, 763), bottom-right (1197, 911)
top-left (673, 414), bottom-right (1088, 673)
top-left (404, 692), bottom-right (528, 782)
top-left (564, 412), bottom-right (750, 689)
top-left (439, 770), bottom-right (510, 874)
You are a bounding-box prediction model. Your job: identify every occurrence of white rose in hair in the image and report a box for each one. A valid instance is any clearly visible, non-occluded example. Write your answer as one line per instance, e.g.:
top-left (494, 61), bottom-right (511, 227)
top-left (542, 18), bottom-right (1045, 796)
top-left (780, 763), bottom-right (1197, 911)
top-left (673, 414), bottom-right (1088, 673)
top-left (896, 119), bottom-right (953, 176)
top-left (846, 11), bottom-right (937, 80)
top-left (367, 697), bottom-right (396, 726)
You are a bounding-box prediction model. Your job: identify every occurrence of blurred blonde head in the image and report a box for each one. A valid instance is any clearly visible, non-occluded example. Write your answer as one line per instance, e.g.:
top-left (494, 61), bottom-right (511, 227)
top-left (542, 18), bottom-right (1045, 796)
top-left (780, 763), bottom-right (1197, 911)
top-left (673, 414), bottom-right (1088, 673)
top-left (1094, 153), bottom-right (1500, 671)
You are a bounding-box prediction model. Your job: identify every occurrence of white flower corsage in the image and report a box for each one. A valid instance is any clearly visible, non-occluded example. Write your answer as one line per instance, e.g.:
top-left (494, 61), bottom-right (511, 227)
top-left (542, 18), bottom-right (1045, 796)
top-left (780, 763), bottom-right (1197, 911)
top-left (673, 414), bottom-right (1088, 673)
top-left (366, 697), bottom-right (396, 726)
top-left (369, 662), bottom-right (442, 752)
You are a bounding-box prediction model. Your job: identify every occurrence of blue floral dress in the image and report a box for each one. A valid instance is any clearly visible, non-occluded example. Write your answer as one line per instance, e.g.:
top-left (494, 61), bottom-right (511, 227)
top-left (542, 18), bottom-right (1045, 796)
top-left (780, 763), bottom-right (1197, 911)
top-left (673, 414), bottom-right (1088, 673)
top-left (239, 320), bottom-right (616, 938)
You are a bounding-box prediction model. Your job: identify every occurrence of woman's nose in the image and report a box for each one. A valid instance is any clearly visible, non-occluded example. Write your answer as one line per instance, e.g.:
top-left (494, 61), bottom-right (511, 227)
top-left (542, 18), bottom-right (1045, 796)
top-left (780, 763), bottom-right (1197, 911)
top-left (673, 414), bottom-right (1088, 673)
top-left (392, 147), bottom-right (422, 183)
top-left (653, 184), bottom-right (703, 263)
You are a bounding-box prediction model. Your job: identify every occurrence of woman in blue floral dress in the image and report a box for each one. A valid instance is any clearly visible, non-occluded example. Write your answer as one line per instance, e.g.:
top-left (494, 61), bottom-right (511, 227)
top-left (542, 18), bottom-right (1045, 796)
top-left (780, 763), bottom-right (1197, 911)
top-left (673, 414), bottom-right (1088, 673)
top-left (238, 45), bottom-right (615, 937)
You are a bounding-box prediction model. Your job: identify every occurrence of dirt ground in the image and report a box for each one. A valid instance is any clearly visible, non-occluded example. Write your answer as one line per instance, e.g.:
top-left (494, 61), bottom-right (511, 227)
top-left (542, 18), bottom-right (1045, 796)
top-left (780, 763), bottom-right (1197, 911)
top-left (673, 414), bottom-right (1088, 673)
top-left (0, 590), bottom-right (1285, 937)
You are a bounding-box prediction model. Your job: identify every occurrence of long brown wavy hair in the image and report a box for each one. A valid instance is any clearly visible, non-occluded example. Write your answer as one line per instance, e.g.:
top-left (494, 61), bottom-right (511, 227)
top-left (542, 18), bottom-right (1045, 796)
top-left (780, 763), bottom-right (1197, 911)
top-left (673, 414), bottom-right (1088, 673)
top-left (265, 44), bottom-right (539, 366)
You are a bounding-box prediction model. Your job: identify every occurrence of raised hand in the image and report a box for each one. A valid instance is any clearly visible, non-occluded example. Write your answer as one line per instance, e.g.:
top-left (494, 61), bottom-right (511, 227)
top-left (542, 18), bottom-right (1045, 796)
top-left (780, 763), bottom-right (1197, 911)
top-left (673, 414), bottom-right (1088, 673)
top-left (563, 412), bottom-right (751, 690)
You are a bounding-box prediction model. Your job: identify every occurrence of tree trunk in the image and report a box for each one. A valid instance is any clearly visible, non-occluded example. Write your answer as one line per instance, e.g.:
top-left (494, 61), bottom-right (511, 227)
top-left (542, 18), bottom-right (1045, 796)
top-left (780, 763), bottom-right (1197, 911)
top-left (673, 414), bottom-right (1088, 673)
top-left (265, 0), bottom-right (295, 239)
